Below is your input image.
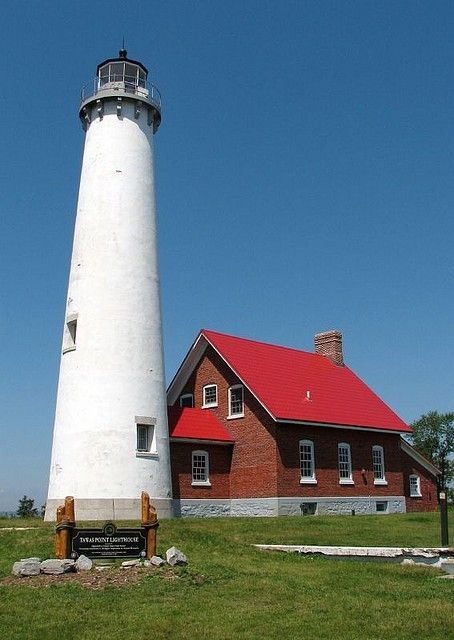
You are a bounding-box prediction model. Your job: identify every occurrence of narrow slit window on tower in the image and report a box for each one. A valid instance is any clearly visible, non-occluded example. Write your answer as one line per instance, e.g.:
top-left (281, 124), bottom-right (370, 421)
top-left (62, 314), bottom-right (78, 353)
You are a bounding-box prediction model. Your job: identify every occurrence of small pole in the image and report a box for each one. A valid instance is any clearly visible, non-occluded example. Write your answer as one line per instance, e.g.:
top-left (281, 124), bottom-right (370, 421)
top-left (55, 496), bottom-right (76, 559)
top-left (439, 491), bottom-right (449, 547)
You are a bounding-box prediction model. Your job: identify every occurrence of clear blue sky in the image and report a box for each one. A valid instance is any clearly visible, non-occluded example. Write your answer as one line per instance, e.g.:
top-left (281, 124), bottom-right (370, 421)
top-left (1, 1), bottom-right (453, 512)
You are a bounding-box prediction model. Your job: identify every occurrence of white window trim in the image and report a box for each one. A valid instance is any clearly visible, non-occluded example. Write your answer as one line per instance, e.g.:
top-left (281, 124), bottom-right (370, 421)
top-left (299, 439), bottom-right (317, 484)
top-left (338, 442), bottom-right (354, 485)
top-left (409, 474), bottom-right (422, 497)
top-left (227, 384), bottom-right (244, 419)
top-left (179, 393), bottom-right (194, 408)
top-left (372, 445), bottom-right (388, 485)
top-left (202, 384), bottom-right (218, 408)
top-left (191, 450), bottom-right (211, 486)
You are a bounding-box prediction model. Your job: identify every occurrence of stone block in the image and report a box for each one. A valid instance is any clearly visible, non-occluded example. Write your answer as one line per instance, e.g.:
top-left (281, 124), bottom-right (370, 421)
top-left (75, 555), bottom-right (93, 571)
top-left (40, 559), bottom-right (75, 574)
top-left (121, 559), bottom-right (141, 567)
top-left (12, 559), bottom-right (41, 576)
top-left (166, 546), bottom-right (187, 566)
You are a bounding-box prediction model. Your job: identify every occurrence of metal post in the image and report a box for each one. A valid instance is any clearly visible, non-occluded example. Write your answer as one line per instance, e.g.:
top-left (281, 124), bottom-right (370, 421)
top-left (439, 491), bottom-right (449, 547)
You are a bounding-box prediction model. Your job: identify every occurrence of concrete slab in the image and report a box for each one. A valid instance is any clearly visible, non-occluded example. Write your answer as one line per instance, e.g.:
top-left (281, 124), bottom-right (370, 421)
top-left (254, 544), bottom-right (454, 572)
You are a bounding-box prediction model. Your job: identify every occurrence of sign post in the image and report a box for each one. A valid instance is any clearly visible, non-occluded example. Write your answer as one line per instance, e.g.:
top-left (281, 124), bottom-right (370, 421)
top-left (54, 493), bottom-right (159, 559)
top-left (439, 491), bottom-right (449, 547)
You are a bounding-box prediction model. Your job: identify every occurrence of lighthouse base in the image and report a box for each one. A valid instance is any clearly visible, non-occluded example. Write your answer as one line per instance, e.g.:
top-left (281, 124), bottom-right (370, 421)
top-left (44, 497), bottom-right (174, 522)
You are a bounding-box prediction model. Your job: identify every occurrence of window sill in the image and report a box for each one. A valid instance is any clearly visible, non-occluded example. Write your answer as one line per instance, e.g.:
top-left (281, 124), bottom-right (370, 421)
top-left (62, 345), bottom-right (76, 354)
top-left (374, 479), bottom-right (388, 486)
top-left (202, 403), bottom-right (218, 409)
top-left (300, 478), bottom-right (317, 485)
top-left (191, 481), bottom-right (211, 487)
top-left (410, 493), bottom-right (422, 498)
top-left (227, 413), bottom-right (244, 420)
top-left (339, 479), bottom-right (354, 485)
top-left (136, 451), bottom-right (159, 459)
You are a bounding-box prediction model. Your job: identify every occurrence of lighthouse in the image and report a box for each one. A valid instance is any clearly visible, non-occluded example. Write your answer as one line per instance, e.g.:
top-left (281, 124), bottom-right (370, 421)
top-left (45, 50), bottom-right (172, 520)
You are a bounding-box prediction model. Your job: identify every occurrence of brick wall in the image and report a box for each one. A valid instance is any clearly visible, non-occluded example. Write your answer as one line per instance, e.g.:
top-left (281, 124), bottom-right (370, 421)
top-left (174, 345), bottom-right (278, 498)
top-left (170, 441), bottom-right (232, 499)
top-left (401, 454), bottom-right (438, 512)
top-left (276, 425), bottom-right (405, 497)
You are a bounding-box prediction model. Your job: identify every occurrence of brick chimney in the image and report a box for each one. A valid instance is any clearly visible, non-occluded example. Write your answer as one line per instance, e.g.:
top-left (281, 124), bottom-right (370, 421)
top-left (314, 330), bottom-right (344, 366)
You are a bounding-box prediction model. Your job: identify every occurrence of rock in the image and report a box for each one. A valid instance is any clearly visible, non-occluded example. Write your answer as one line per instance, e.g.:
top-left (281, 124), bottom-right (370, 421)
top-left (166, 546), bottom-right (188, 566)
top-left (75, 555), bottom-right (93, 571)
top-left (121, 559), bottom-right (141, 567)
top-left (20, 557), bottom-right (41, 562)
top-left (40, 559), bottom-right (75, 575)
top-left (150, 555), bottom-right (166, 567)
top-left (12, 559), bottom-right (41, 576)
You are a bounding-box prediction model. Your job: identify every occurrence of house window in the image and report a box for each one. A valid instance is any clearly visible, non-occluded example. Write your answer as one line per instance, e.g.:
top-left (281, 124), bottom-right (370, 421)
top-left (192, 450), bottom-right (210, 485)
top-left (376, 501), bottom-right (388, 513)
top-left (202, 384), bottom-right (218, 408)
top-left (299, 440), bottom-right (316, 483)
top-left (136, 424), bottom-right (151, 452)
top-left (338, 443), bottom-right (353, 484)
top-left (409, 474), bottom-right (421, 497)
top-left (180, 394), bottom-right (194, 408)
top-left (228, 385), bottom-right (244, 418)
top-left (372, 445), bottom-right (387, 484)
top-left (300, 502), bottom-right (317, 515)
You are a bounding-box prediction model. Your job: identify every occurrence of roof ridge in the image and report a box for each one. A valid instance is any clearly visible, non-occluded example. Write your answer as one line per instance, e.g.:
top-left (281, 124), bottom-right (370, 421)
top-left (201, 328), bottom-right (316, 358)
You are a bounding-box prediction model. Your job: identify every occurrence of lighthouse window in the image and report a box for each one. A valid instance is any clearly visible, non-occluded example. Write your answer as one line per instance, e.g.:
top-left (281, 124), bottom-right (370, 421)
top-left (136, 424), bottom-right (151, 452)
top-left (110, 62), bottom-right (124, 83)
top-left (62, 315), bottom-right (78, 353)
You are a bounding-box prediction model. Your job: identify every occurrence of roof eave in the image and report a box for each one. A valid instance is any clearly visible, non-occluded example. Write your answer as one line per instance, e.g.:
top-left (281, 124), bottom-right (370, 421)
top-left (400, 438), bottom-right (441, 476)
top-left (170, 437), bottom-right (234, 446)
top-left (277, 418), bottom-right (412, 435)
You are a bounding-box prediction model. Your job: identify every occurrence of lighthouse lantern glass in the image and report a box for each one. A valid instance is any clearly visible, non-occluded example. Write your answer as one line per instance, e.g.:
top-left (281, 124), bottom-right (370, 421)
top-left (98, 62), bottom-right (146, 91)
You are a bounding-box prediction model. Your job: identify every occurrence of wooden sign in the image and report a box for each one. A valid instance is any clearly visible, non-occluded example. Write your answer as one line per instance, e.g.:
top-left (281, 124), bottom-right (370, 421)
top-left (55, 492), bottom-right (159, 559)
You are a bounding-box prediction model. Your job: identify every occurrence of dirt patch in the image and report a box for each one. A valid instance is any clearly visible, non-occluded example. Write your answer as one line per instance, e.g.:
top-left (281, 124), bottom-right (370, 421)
top-left (1, 565), bottom-right (180, 590)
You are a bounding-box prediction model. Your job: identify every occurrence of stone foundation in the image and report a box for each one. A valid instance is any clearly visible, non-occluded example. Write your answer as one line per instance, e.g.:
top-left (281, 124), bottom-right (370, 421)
top-left (175, 496), bottom-right (406, 518)
top-left (44, 497), bottom-right (173, 522)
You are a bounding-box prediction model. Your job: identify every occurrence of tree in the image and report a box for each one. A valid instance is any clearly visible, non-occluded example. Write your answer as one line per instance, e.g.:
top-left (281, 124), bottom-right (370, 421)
top-left (16, 495), bottom-right (39, 518)
top-left (411, 411), bottom-right (454, 492)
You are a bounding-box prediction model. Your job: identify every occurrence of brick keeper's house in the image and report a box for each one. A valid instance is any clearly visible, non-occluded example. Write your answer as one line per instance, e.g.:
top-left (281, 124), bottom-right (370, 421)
top-left (166, 329), bottom-right (439, 517)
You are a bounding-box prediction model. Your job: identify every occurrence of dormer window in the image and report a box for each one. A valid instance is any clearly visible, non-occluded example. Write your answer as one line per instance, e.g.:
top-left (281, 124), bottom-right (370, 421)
top-left (202, 384), bottom-right (218, 408)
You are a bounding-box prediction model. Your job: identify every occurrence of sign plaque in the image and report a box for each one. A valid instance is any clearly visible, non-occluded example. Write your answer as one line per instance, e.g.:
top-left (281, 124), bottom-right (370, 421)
top-left (71, 522), bottom-right (147, 558)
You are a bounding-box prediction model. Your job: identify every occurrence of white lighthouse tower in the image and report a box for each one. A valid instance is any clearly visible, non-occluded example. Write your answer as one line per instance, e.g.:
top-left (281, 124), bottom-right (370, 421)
top-left (45, 50), bottom-right (172, 520)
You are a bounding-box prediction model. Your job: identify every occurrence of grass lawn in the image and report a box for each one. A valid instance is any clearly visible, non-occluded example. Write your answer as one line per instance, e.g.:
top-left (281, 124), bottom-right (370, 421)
top-left (1, 512), bottom-right (453, 640)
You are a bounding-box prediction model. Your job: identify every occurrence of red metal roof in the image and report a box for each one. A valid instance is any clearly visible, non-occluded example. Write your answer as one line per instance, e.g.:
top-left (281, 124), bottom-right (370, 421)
top-left (201, 329), bottom-right (411, 433)
top-left (168, 406), bottom-right (235, 443)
